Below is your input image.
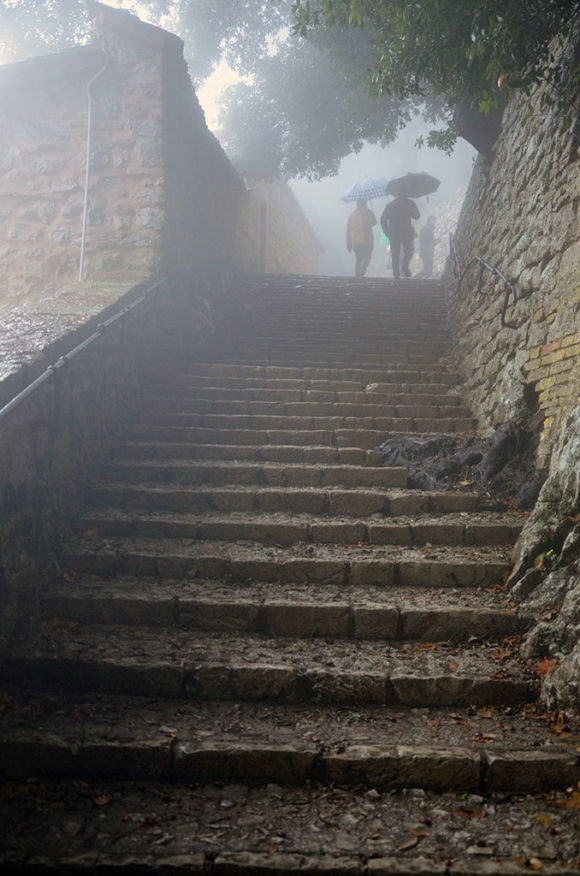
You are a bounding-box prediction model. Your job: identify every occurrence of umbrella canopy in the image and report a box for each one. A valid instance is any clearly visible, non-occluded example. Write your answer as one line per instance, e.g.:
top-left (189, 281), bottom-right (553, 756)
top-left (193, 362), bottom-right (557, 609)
top-left (386, 172), bottom-right (440, 199)
top-left (341, 177), bottom-right (389, 202)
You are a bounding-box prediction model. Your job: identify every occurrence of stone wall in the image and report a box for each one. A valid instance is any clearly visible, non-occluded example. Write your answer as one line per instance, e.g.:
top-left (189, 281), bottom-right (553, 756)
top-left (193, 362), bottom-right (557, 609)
top-left (0, 1), bottom-right (320, 314)
top-left (443, 29), bottom-right (579, 469)
top-left (237, 180), bottom-right (323, 275)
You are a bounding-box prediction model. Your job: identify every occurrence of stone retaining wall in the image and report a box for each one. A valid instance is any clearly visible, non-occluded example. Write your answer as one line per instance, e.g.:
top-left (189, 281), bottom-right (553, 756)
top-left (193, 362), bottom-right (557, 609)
top-left (443, 28), bottom-right (579, 469)
top-left (0, 1), bottom-right (320, 316)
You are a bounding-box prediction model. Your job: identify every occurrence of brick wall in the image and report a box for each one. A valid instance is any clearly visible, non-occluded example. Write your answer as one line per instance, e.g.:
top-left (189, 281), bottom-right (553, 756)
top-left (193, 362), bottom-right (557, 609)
top-left (443, 27), bottom-right (579, 468)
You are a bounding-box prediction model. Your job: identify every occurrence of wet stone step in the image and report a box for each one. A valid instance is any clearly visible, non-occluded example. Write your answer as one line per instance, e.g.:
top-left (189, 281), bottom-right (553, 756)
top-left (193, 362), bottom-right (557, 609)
top-left (155, 379), bottom-right (459, 395)
top-left (0, 694), bottom-right (576, 794)
top-left (139, 399), bottom-right (471, 419)
top-left (100, 461), bottom-right (409, 489)
top-left (87, 484), bottom-right (483, 516)
top-left (63, 536), bottom-right (510, 588)
top-left (176, 364), bottom-right (460, 382)
top-left (131, 426), bottom-right (472, 447)
top-left (141, 388), bottom-right (465, 405)
top-left (77, 509), bottom-right (524, 546)
top-left (43, 577), bottom-right (531, 641)
top-left (0, 624), bottom-right (539, 708)
top-left (138, 414), bottom-right (477, 433)
top-left (116, 442), bottom-right (385, 465)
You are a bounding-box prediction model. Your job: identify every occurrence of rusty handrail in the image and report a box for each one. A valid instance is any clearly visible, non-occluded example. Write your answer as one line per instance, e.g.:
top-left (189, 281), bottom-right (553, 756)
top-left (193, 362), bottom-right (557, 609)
top-left (0, 277), bottom-right (166, 425)
top-left (449, 235), bottom-right (517, 328)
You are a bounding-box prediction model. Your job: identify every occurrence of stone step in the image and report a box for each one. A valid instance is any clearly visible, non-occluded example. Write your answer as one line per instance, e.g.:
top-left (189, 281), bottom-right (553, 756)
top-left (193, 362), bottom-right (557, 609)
top-left (183, 364), bottom-right (459, 383)
top-left (100, 460), bottom-right (409, 489)
top-left (135, 415), bottom-right (477, 434)
top-left (116, 442), bottom-right (385, 465)
top-left (0, 694), bottom-right (575, 795)
top-left (88, 483), bottom-right (483, 516)
top-left (130, 426), bottom-right (470, 449)
top-left (0, 624), bottom-right (538, 707)
top-left (63, 536), bottom-right (510, 588)
top-left (235, 338), bottom-right (447, 352)
top-left (226, 353), bottom-right (448, 366)
top-left (43, 577), bottom-right (530, 642)
top-left (142, 388), bottom-right (465, 405)
top-left (223, 356), bottom-right (448, 369)
top-left (78, 509), bottom-right (524, 547)
top-left (156, 377), bottom-right (460, 394)
top-left (140, 398), bottom-right (472, 419)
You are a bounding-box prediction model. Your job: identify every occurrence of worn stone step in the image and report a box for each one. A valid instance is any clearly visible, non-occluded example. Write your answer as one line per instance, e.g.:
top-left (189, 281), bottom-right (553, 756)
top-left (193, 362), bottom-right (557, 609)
top-left (101, 461), bottom-right (408, 489)
top-left (130, 426), bottom-right (470, 449)
top-left (141, 414), bottom-right (477, 432)
top-left (88, 483), bottom-right (483, 517)
top-left (140, 398), bottom-right (472, 419)
top-left (116, 442), bottom-right (385, 465)
top-left (142, 387), bottom-right (465, 405)
top-left (77, 509), bottom-right (524, 547)
top-left (0, 624), bottom-right (538, 707)
top-left (178, 366), bottom-right (460, 386)
top-left (224, 356), bottom-right (448, 369)
top-left (153, 379), bottom-right (459, 395)
top-left (43, 577), bottom-right (530, 641)
top-left (0, 694), bottom-right (575, 795)
top-left (135, 418), bottom-right (477, 439)
top-left (63, 536), bottom-right (510, 588)
top-left (235, 344), bottom-right (447, 358)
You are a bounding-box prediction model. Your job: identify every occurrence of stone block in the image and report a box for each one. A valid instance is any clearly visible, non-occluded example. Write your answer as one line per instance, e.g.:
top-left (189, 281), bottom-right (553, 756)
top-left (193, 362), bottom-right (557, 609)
top-left (329, 491), bottom-right (387, 516)
top-left (175, 742), bottom-right (316, 785)
top-left (349, 561), bottom-right (396, 586)
top-left (354, 605), bottom-right (399, 639)
top-left (215, 852), bottom-right (364, 874)
top-left (309, 521), bottom-right (367, 543)
top-left (179, 600), bottom-right (259, 633)
top-left (368, 524), bottom-right (412, 544)
top-left (307, 670), bottom-right (387, 704)
top-left (485, 750), bottom-right (580, 792)
top-left (264, 602), bottom-right (350, 638)
top-left (412, 523), bottom-right (464, 545)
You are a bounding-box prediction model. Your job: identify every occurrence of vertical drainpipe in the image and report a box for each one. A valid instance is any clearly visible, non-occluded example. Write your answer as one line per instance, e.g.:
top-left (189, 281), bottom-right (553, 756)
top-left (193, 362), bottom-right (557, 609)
top-left (79, 50), bottom-right (109, 282)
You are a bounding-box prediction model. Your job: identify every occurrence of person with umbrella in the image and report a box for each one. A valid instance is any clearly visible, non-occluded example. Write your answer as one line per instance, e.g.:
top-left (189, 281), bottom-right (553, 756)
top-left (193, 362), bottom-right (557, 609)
top-left (380, 172), bottom-right (440, 281)
top-left (346, 198), bottom-right (377, 278)
top-left (380, 192), bottom-right (420, 281)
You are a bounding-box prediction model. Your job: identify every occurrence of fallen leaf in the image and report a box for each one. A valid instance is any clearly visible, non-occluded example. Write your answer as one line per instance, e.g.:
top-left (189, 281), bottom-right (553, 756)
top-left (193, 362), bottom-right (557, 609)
top-left (94, 794), bottom-right (113, 806)
top-left (398, 837), bottom-right (419, 850)
top-left (536, 658), bottom-right (559, 680)
top-left (455, 807), bottom-right (484, 818)
top-left (537, 813), bottom-right (553, 827)
top-left (449, 661), bottom-right (459, 671)
top-left (417, 643), bottom-right (437, 651)
top-left (554, 791), bottom-right (580, 810)
top-left (515, 856), bottom-right (543, 870)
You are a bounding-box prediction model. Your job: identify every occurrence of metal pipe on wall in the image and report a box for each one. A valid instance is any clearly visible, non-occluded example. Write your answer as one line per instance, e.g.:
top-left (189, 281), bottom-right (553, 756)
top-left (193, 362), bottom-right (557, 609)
top-left (79, 49), bottom-right (109, 281)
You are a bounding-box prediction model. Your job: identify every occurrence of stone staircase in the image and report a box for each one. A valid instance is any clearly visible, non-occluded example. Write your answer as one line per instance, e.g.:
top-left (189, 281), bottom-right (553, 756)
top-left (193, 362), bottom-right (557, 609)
top-left (1, 276), bottom-right (578, 875)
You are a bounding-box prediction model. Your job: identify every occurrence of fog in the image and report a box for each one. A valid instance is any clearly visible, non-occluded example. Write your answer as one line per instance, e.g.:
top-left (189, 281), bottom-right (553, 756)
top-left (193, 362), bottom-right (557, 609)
top-left (290, 122), bottom-right (476, 277)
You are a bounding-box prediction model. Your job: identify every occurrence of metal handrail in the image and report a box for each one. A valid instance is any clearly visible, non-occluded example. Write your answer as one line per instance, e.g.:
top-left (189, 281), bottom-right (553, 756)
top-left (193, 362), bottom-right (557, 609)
top-left (449, 235), bottom-right (517, 328)
top-left (0, 277), bottom-right (166, 425)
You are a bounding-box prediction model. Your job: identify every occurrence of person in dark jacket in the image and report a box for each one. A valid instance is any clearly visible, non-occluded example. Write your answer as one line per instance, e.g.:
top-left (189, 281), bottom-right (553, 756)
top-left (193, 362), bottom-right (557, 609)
top-left (380, 195), bottom-right (420, 280)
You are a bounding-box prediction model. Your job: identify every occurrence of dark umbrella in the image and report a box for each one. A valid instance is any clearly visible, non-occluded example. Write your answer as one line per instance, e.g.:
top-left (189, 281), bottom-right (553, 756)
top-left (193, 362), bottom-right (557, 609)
top-left (341, 177), bottom-right (389, 202)
top-left (386, 172), bottom-right (440, 199)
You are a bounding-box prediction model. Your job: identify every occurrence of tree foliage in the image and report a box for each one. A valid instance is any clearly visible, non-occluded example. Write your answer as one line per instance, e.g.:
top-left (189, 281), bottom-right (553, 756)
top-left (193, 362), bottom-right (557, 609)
top-left (1, 0), bottom-right (577, 177)
top-left (292, 0), bottom-right (579, 144)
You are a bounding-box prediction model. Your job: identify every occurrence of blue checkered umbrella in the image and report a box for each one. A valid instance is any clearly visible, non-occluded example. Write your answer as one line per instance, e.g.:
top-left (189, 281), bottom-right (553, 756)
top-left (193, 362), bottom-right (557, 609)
top-left (341, 177), bottom-right (389, 202)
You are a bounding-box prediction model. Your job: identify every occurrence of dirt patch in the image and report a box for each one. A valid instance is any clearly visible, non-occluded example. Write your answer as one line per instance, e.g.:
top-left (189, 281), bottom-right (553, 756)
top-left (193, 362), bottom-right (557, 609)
top-left (380, 412), bottom-right (546, 510)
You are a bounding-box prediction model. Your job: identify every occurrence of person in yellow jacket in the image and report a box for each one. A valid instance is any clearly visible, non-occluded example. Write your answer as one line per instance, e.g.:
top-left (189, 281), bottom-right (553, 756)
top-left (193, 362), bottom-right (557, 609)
top-left (346, 199), bottom-right (377, 277)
